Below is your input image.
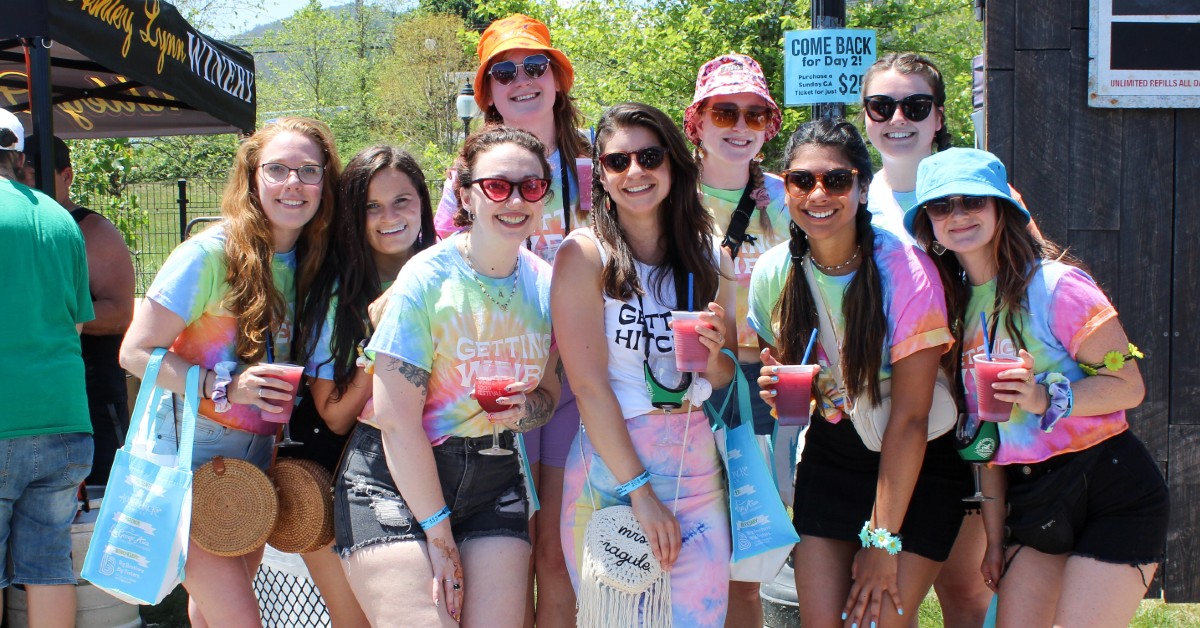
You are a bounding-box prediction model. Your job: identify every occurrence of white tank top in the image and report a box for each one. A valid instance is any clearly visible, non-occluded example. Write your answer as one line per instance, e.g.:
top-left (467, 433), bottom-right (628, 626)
top-left (571, 228), bottom-right (720, 419)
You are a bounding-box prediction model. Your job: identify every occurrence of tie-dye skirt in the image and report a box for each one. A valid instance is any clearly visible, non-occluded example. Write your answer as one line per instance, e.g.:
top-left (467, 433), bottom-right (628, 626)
top-left (561, 410), bottom-right (730, 626)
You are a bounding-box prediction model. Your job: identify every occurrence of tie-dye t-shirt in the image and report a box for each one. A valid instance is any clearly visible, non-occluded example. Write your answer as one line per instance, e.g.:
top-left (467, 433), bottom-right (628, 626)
top-left (747, 229), bottom-right (953, 423)
top-left (702, 173), bottom-right (791, 356)
top-left (366, 234), bottom-right (553, 445)
top-left (433, 150), bottom-right (589, 265)
top-left (147, 226), bottom-right (297, 435)
top-left (960, 261), bottom-right (1125, 465)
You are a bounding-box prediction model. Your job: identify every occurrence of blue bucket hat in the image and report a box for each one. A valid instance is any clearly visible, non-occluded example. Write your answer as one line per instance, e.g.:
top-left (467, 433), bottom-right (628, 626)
top-left (904, 147), bottom-right (1028, 236)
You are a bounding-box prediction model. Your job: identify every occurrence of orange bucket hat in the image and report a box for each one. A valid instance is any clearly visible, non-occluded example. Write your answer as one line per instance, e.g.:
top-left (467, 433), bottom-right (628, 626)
top-left (474, 14), bottom-right (575, 110)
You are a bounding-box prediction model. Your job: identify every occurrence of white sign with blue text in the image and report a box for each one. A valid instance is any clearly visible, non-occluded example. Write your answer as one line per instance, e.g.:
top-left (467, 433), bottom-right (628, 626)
top-left (784, 29), bottom-right (877, 106)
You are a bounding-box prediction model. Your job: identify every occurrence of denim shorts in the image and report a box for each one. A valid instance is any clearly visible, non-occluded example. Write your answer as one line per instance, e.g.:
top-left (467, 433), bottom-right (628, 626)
top-left (333, 424), bottom-right (529, 557)
top-left (152, 411), bottom-right (274, 472)
top-left (0, 433), bottom-right (93, 587)
top-left (1005, 430), bottom-right (1168, 565)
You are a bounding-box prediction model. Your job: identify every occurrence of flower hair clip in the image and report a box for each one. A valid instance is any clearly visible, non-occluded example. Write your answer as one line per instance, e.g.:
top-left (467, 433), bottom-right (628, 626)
top-left (1079, 343), bottom-right (1143, 376)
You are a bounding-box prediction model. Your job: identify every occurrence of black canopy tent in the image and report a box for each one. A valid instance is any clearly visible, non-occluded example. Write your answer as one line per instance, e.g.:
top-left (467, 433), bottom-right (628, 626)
top-left (0, 0), bottom-right (256, 195)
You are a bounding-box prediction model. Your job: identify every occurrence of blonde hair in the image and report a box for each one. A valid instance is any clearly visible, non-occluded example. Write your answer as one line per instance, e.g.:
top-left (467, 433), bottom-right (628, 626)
top-left (219, 117), bottom-right (341, 362)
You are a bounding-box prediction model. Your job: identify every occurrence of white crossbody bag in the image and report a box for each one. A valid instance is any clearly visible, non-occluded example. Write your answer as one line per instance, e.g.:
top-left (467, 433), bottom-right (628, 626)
top-left (803, 255), bottom-right (956, 452)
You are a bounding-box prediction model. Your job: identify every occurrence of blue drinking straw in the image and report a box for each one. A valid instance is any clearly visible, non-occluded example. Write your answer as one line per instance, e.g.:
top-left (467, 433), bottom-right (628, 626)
top-left (687, 273), bottom-right (694, 311)
top-left (980, 312), bottom-right (992, 360)
top-left (801, 328), bottom-right (818, 364)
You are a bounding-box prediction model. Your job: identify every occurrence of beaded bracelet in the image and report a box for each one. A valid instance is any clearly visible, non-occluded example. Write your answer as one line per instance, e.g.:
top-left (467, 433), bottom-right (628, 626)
top-left (615, 470), bottom-right (652, 497)
top-left (859, 521), bottom-right (902, 555)
top-left (419, 506), bottom-right (451, 531)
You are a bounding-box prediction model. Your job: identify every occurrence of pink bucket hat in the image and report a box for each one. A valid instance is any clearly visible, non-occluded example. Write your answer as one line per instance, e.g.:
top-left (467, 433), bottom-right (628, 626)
top-left (683, 54), bottom-right (782, 145)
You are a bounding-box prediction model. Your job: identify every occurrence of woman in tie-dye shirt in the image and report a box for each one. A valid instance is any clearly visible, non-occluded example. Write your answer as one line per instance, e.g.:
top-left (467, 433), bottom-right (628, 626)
top-left (332, 127), bottom-right (561, 627)
top-left (748, 119), bottom-right (965, 628)
top-left (120, 117), bottom-right (341, 627)
top-left (905, 148), bottom-right (1167, 627)
top-left (433, 17), bottom-right (590, 623)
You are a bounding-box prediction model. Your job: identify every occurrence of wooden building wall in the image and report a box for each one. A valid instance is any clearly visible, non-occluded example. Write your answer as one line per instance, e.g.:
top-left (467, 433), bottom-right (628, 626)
top-left (985, 0), bottom-right (1199, 603)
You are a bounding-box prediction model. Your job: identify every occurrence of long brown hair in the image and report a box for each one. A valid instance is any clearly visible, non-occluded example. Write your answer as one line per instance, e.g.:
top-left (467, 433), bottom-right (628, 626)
top-left (773, 119), bottom-right (887, 404)
top-left (220, 117), bottom-right (341, 362)
top-left (295, 146), bottom-right (436, 398)
top-left (912, 200), bottom-right (1081, 357)
top-left (591, 103), bottom-right (719, 308)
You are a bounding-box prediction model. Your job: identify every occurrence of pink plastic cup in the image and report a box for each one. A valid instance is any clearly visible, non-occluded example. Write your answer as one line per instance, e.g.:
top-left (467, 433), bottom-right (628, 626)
top-left (671, 311), bottom-right (712, 373)
top-left (774, 364), bottom-right (820, 426)
top-left (260, 362), bottom-right (304, 424)
top-left (972, 354), bottom-right (1022, 422)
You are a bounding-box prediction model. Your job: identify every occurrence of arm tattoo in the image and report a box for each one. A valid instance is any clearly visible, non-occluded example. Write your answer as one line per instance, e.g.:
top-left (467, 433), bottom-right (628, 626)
top-left (381, 357), bottom-right (430, 400)
top-left (515, 388), bottom-right (555, 432)
top-left (555, 358), bottom-right (565, 385)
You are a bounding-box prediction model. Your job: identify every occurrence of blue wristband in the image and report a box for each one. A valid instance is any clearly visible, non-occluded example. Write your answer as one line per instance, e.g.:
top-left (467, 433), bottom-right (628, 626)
top-left (615, 470), bottom-right (651, 497)
top-left (419, 506), bottom-right (451, 531)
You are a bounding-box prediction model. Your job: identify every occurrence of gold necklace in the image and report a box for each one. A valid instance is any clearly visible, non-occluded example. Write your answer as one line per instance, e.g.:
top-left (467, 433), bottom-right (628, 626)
top-left (464, 234), bottom-right (520, 311)
top-left (810, 245), bottom-right (861, 273)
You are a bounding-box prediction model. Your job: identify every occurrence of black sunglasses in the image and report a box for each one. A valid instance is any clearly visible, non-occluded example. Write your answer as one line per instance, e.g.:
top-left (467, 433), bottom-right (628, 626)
top-left (781, 168), bottom-right (859, 198)
top-left (471, 177), bottom-right (552, 203)
top-left (488, 54), bottom-right (550, 86)
top-left (598, 147), bottom-right (668, 174)
top-left (923, 195), bottom-right (990, 220)
top-left (862, 94), bottom-right (937, 123)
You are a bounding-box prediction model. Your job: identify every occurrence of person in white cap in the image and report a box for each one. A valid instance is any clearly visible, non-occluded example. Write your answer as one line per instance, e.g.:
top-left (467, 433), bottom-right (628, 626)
top-left (0, 109), bottom-right (95, 628)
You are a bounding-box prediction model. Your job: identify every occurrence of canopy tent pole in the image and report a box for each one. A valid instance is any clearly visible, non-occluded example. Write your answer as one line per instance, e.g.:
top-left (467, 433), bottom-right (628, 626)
top-left (23, 36), bottom-right (55, 197)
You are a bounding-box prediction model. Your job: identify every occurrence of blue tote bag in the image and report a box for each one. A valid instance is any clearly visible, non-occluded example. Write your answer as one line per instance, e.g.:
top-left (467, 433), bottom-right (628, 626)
top-left (82, 348), bottom-right (198, 605)
top-left (706, 349), bottom-right (800, 583)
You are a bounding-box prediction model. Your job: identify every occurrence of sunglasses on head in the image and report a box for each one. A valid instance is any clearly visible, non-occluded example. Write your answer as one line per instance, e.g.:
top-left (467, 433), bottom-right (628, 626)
top-left (705, 104), bottom-right (770, 132)
top-left (923, 195), bottom-right (990, 220)
top-left (260, 163), bottom-right (324, 185)
top-left (471, 177), bottom-right (552, 203)
top-left (781, 168), bottom-right (859, 198)
top-left (598, 146), bottom-right (668, 174)
top-left (862, 94), bottom-right (937, 123)
top-left (488, 54), bottom-right (550, 86)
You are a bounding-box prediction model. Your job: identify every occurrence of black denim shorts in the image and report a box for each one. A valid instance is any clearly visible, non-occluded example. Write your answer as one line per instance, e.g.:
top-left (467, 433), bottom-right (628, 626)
top-left (792, 415), bottom-right (971, 562)
top-left (333, 424), bottom-right (530, 557)
top-left (1004, 429), bottom-right (1168, 565)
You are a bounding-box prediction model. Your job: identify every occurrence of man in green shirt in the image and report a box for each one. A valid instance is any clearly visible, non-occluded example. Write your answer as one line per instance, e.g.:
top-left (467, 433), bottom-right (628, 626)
top-left (0, 111), bottom-right (94, 628)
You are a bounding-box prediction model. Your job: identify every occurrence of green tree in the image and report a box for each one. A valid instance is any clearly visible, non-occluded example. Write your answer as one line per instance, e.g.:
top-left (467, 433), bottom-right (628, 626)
top-left (69, 138), bottom-right (149, 251)
top-left (375, 12), bottom-right (475, 154)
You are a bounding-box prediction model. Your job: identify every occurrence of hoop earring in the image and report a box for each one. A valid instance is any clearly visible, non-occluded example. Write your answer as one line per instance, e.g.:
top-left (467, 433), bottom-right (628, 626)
top-left (931, 241), bottom-right (947, 256)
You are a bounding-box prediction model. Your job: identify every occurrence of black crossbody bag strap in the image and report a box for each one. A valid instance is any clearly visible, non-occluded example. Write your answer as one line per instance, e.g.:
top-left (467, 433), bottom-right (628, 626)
top-left (721, 185), bottom-right (758, 261)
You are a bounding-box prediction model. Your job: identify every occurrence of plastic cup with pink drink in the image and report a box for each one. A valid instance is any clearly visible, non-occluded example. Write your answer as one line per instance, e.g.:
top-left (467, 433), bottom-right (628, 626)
top-left (773, 364), bottom-right (820, 426)
top-left (670, 311), bottom-right (712, 372)
top-left (259, 362), bottom-right (304, 424)
top-left (972, 353), bottom-right (1022, 422)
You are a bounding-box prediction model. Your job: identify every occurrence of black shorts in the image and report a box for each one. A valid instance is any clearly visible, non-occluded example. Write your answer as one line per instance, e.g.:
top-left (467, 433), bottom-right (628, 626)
top-left (1004, 430), bottom-right (1168, 565)
top-left (792, 416), bottom-right (971, 562)
top-left (333, 424), bottom-right (529, 557)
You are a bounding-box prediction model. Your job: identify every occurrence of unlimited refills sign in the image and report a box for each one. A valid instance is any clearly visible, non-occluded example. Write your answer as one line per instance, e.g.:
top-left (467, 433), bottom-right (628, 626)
top-left (783, 29), bottom-right (876, 106)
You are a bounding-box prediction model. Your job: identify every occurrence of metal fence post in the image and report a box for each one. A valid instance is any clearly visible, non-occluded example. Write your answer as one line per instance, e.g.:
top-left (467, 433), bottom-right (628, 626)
top-left (177, 179), bottom-right (188, 242)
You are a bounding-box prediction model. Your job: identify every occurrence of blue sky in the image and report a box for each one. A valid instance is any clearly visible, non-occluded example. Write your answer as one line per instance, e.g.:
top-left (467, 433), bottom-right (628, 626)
top-left (208, 0), bottom-right (346, 38)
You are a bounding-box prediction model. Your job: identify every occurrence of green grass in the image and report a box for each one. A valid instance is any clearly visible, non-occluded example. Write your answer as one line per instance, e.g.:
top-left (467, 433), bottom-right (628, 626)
top-left (914, 593), bottom-right (1200, 627)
